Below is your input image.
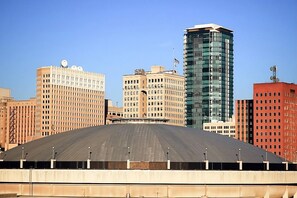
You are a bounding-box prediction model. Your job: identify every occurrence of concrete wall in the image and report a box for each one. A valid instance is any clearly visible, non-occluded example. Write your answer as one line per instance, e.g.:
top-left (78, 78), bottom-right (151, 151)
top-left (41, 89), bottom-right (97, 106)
top-left (0, 169), bottom-right (296, 197)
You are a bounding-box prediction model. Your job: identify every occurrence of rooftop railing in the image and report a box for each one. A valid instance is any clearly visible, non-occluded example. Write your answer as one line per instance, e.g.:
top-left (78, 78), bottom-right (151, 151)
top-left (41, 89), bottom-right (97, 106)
top-left (0, 161), bottom-right (296, 171)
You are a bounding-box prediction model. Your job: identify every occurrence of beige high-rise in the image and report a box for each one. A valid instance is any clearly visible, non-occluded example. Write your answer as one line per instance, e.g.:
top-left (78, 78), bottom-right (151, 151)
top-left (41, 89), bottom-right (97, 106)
top-left (123, 66), bottom-right (185, 126)
top-left (36, 62), bottom-right (105, 137)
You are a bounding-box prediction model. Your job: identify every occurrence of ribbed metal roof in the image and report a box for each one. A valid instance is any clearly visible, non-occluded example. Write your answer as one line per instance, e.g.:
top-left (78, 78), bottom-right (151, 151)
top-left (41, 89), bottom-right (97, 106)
top-left (2, 124), bottom-right (283, 163)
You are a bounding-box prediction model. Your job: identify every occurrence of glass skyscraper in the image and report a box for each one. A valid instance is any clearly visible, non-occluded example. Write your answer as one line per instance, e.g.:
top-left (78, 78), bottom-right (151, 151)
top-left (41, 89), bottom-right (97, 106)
top-left (184, 24), bottom-right (234, 129)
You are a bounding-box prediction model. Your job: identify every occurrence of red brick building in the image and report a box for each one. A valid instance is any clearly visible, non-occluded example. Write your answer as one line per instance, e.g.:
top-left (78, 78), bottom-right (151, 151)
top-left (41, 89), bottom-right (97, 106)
top-left (253, 82), bottom-right (297, 162)
top-left (235, 99), bottom-right (253, 144)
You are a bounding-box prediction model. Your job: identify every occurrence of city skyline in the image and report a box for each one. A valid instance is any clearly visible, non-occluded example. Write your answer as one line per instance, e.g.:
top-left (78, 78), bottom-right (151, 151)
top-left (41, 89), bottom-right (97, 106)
top-left (0, 0), bottom-right (296, 106)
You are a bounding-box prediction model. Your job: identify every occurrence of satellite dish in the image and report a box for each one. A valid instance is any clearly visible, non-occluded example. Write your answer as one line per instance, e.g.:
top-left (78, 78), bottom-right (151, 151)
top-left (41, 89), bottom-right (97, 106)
top-left (71, 65), bottom-right (77, 70)
top-left (61, 60), bottom-right (68, 68)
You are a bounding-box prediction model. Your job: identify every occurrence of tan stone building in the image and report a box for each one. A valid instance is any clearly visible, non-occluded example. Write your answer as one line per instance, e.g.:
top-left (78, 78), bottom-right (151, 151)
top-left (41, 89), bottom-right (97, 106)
top-left (35, 61), bottom-right (105, 137)
top-left (203, 116), bottom-right (236, 138)
top-left (5, 98), bottom-right (36, 150)
top-left (123, 66), bottom-right (184, 126)
top-left (0, 88), bottom-right (13, 149)
top-left (0, 88), bottom-right (36, 150)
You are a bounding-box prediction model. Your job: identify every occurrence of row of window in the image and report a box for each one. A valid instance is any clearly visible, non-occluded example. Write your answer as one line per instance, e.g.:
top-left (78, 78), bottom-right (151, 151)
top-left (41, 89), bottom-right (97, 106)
top-left (52, 107), bottom-right (103, 113)
top-left (209, 130), bottom-right (235, 134)
top-left (256, 99), bottom-right (280, 104)
top-left (148, 78), bottom-right (163, 83)
top-left (236, 100), bottom-right (253, 106)
top-left (204, 126), bottom-right (235, 129)
top-left (148, 96), bottom-right (163, 100)
top-left (124, 97), bottom-right (139, 102)
top-left (255, 92), bottom-right (280, 97)
top-left (42, 90), bottom-right (50, 93)
top-left (52, 97), bottom-right (104, 103)
top-left (256, 132), bottom-right (281, 136)
top-left (255, 106), bottom-right (280, 110)
top-left (51, 117), bottom-right (103, 122)
top-left (148, 102), bottom-right (163, 106)
top-left (42, 102), bottom-right (104, 109)
top-left (124, 91), bottom-right (139, 96)
top-left (149, 78), bottom-right (184, 85)
top-left (255, 112), bottom-right (281, 117)
top-left (124, 102), bottom-right (138, 107)
top-left (124, 84), bottom-right (184, 91)
top-left (237, 109), bottom-right (253, 113)
top-left (51, 90), bottom-right (104, 97)
top-left (123, 113), bottom-right (184, 122)
top-left (124, 106), bottom-right (183, 113)
top-left (52, 86), bottom-right (104, 94)
top-left (124, 85), bottom-right (140, 90)
top-left (50, 74), bottom-right (104, 85)
top-left (164, 107), bottom-right (184, 113)
top-left (255, 125), bottom-right (281, 130)
top-left (42, 84), bottom-right (50, 88)
top-left (148, 107), bottom-right (163, 111)
top-left (256, 139), bottom-right (281, 143)
top-left (42, 79), bottom-right (50, 83)
top-left (52, 80), bottom-right (104, 90)
top-left (164, 95), bottom-right (183, 102)
top-left (124, 79), bottom-right (141, 84)
top-left (255, 119), bottom-right (281, 123)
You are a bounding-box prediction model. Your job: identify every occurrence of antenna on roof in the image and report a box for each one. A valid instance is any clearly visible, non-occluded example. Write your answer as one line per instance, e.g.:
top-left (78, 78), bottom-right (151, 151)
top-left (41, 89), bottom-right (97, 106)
top-left (270, 65), bottom-right (279, 83)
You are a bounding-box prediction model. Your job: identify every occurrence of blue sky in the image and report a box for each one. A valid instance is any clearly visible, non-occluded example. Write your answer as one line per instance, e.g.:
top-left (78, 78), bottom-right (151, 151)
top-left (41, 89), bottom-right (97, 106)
top-left (0, 0), bottom-right (296, 106)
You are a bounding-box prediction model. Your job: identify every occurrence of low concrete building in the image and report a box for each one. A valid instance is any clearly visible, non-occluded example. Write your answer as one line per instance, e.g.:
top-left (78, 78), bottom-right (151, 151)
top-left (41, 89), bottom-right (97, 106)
top-left (105, 99), bottom-right (123, 125)
top-left (0, 169), bottom-right (296, 198)
top-left (203, 116), bottom-right (236, 138)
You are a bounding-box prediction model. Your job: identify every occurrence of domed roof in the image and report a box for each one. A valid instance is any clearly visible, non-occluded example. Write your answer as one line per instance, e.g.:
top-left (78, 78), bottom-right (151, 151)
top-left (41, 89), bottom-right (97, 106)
top-left (3, 124), bottom-right (283, 163)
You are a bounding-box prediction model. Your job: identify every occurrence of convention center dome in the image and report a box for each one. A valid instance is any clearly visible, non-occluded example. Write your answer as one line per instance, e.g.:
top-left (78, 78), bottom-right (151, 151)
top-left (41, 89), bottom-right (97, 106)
top-left (2, 124), bottom-right (284, 163)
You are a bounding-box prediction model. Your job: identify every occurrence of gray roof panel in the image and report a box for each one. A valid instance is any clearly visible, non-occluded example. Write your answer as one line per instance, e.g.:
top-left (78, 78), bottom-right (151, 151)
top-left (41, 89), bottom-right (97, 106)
top-left (2, 124), bottom-right (284, 163)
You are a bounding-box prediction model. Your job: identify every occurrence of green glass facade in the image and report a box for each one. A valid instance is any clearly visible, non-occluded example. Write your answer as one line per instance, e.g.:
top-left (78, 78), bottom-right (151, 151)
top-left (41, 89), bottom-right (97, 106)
top-left (184, 24), bottom-right (234, 129)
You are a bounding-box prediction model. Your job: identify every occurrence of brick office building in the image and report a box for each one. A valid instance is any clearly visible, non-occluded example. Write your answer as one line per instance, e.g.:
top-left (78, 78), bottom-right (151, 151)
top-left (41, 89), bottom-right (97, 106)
top-left (253, 82), bottom-right (297, 162)
top-left (235, 99), bottom-right (253, 144)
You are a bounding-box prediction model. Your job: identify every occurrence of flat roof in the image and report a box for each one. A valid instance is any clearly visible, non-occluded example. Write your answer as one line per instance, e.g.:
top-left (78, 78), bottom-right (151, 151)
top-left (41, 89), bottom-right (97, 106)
top-left (185, 23), bottom-right (233, 33)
